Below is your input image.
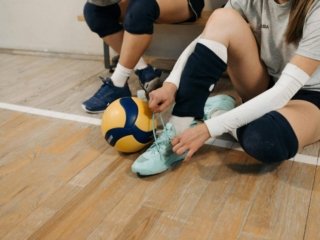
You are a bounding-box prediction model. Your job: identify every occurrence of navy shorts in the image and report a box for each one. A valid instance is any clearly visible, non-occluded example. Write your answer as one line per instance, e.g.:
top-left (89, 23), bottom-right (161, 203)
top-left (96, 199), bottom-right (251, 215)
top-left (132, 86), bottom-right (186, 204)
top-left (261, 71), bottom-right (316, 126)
top-left (268, 78), bottom-right (320, 109)
top-left (292, 89), bottom-right (320, 109)
top-left (186, 0), bottom-right (205, 22)
top-left (85, 0), bottom-right (205, 26)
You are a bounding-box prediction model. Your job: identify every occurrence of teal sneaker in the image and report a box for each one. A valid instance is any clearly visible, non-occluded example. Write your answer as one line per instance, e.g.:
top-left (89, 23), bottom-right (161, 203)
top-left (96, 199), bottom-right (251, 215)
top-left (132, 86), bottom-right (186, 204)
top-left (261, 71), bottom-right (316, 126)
top-left (204, 94), bottom-right (236, 120)
top-left (131, 122), bottom-right (185, 176)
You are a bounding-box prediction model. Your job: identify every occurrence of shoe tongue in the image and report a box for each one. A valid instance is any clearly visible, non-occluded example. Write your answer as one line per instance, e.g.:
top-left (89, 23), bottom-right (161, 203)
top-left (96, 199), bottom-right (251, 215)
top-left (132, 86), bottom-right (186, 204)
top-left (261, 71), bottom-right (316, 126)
top-left (137, 66), bottom-right (156, 83)
top-left (164, 123), bottom-right (176, 139)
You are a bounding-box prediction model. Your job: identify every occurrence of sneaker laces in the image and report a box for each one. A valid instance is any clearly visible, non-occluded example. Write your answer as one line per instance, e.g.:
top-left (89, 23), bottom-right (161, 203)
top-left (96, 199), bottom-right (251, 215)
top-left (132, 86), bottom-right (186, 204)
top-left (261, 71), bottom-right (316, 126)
top-left (149, 113), bottom-right (173, 156)
top-left (93, 77), bottom-right (113, 99)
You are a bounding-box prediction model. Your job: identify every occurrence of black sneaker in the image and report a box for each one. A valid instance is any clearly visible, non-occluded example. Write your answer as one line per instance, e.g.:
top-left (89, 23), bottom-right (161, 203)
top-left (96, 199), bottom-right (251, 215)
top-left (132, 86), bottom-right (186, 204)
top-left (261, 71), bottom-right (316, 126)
top-left (82, 77), bottom-right (131, 113)
top-left (135, 65), bottom-right (162, 94)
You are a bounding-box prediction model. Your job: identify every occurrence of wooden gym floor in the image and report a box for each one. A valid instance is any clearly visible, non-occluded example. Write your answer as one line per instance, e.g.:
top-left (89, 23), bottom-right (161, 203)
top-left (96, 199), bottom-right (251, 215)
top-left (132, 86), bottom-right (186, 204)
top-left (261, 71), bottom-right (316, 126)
top-left (0, 52), bottom-right (320, 240)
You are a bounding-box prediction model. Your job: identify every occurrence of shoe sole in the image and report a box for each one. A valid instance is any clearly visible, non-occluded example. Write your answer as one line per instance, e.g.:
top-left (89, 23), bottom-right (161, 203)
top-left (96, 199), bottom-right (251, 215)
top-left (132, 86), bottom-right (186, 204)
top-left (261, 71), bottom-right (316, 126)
top-left (81, 104), bottom-right (105, 114)
top-left (134, 155), bottom-right (185, 177)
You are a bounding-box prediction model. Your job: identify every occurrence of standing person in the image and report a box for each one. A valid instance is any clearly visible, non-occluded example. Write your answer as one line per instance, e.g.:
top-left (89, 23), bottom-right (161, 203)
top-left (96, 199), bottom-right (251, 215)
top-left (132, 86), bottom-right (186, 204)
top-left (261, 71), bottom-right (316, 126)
top-left (82, 0), bottom-right (205, 113)
top-left (132, 0), bottom-right (320, 176)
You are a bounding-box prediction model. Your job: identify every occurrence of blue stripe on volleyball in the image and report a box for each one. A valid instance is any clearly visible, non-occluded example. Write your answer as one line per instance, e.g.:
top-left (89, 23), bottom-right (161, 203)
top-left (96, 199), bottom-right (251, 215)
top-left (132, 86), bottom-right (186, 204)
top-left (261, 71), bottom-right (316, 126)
top-left (105, 97), bottom-right (153, 146)
top-left (120, 97), bottom-right (138, 128)
top-left (105, 127), bottom-right (153, 146)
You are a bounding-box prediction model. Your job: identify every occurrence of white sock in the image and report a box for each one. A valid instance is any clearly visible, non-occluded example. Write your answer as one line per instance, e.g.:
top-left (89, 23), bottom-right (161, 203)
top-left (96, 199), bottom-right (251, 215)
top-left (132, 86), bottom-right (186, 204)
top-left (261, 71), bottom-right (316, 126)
top-left (169, 116), bottom-right (194, 135)
top-left (111, 63), bottom-right (132, 87)
top-left (134, 58), bottom-right (148, 71)
top-left (198, 38), bottom-right (228, 63)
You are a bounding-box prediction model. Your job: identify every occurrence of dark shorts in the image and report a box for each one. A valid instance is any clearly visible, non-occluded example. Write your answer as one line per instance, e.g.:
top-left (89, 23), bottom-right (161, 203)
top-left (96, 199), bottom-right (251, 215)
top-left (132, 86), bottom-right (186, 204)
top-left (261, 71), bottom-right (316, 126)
top-left (86, 0), bottom-right (204, 24)
top-left (292, 89), bottom-right (320, 109)
top-left (186, 0), bottom-right (205, 22)
top-left (268, 78), bottom-right (320, 109)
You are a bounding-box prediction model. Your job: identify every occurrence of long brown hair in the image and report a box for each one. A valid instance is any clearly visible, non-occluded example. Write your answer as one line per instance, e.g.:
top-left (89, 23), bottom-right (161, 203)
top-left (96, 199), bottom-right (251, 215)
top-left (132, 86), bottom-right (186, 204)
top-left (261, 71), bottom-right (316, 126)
top-left (286, 0), bottom-right (315, 44)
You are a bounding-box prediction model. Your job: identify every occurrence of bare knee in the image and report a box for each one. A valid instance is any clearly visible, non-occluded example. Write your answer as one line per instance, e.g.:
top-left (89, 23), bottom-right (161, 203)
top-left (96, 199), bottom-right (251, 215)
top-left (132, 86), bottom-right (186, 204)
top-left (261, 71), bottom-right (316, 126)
top-left (202, 8), bottom-right (250, 46)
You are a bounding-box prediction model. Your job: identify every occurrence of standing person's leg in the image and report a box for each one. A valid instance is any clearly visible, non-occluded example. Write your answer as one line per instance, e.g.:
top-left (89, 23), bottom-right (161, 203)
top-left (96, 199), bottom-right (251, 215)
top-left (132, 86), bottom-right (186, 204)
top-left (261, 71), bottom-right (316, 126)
top-left (115, 0), bottom-right (202, 93)
top-left (100, 0), bottom-right (128, 53)
top-left (97, 0), bottom-right (194, 64)
top-left (98, 1), bottom-right (150, 71)
top-left (119, 0), bottom-right (194, 69)
top-left (82, 1), bottom-right (132, 113)
top-left (132, 8), bottom-right (270, 176)
top-left (82, 0), bottom-right (202, 113)
top-left (83, 1), bottom-right (129, 54)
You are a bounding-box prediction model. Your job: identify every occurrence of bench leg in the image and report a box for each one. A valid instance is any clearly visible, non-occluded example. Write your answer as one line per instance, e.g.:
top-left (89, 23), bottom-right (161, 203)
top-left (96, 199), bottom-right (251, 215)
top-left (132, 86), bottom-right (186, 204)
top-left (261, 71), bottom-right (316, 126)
top-left (103, 42), bottom-right (111, 69)
top-left (103, 42), bottom-right (119, 73)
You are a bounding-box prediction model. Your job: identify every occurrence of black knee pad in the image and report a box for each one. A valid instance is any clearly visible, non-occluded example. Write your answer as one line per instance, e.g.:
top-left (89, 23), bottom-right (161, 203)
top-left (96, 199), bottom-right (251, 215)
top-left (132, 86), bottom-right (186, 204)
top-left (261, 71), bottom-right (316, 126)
top-left (173, 43), bottom-right (227, 118)
top-left (237, 111), bottom-right (299, 164)
top-left (123, 0), bottom-right (160, 34)
top-left (83, 2), bottom-right (123, 37)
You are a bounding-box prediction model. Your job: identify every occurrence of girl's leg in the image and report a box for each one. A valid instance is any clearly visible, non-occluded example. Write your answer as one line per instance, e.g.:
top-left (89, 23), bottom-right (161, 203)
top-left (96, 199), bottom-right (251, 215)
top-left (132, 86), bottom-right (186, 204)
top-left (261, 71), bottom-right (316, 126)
top-left (277, 101), bottom-right (320, 150)
top-left (202, 8), bottom-right (270, 101)
top-left (236, 100), bottom-right (320, 163)
top-left (172, 8), bottom-right (269, 120)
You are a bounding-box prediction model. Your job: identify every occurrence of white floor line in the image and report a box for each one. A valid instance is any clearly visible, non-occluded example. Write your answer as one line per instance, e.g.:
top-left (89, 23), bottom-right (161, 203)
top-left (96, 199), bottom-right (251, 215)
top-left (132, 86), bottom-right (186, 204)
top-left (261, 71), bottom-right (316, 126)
top-left (1, 102), bottom-right (318, 166)
top-left (206, 138), bottom-right (319, 166)
top-left (0, 102), bottom-right (101, 126)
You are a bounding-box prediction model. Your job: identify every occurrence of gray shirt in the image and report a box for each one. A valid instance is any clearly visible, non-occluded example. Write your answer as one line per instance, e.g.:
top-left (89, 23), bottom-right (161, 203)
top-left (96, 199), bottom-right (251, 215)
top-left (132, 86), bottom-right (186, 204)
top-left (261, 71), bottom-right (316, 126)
top-left (225, 0), bottom-right (320, 91)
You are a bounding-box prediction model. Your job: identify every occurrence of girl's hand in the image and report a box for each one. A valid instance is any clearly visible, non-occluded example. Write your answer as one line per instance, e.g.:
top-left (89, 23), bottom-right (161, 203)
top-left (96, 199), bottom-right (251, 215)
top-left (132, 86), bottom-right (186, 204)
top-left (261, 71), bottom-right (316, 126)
top-left (148, 82), bottom-right (177, 113)
top-left (172, 123), bottom-right (211, 160)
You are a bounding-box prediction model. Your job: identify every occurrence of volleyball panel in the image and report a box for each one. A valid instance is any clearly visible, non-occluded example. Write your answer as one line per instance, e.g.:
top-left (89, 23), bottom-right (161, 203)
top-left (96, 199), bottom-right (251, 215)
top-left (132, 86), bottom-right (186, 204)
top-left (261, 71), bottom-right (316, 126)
top-left (101, 99), bottom-right (126, 134)
top-left (132, 97), bottom-right (154, 132)
top-left (114, 135), bottom-right (148, 153)
top-left (100, 97), bottom-right (155, 153)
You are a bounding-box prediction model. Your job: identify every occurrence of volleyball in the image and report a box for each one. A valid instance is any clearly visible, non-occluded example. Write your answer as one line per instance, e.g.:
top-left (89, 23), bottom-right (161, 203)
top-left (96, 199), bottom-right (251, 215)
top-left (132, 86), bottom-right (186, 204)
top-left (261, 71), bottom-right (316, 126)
top-left (101, 97), bottom-right (155, 153)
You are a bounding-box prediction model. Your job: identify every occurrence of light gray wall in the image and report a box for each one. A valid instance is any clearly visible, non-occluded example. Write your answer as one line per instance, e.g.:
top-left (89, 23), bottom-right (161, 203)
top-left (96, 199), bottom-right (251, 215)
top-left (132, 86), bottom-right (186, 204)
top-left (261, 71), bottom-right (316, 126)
top-left (0, 0), bottom-right (102, 55)
top-left (205, 0), bottom-right (227, 10)
top-left (0, 0), bottom-right (227, 56)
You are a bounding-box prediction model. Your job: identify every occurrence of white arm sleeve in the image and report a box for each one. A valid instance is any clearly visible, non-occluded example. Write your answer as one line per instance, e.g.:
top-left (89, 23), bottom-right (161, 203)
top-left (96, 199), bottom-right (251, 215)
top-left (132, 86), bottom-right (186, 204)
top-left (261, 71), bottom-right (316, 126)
top-left (164, 36), bottom-right (201, 88)
top-left (205, 63), bottom-right (311, 137)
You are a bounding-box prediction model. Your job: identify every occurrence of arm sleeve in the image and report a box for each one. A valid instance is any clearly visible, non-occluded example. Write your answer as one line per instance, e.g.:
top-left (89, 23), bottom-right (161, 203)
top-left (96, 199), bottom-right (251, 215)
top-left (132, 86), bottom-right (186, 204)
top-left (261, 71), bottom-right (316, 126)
top-left (205, 63), bottom-right (310, 137)
top-left (164, 36), bottom-right (200, 88)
